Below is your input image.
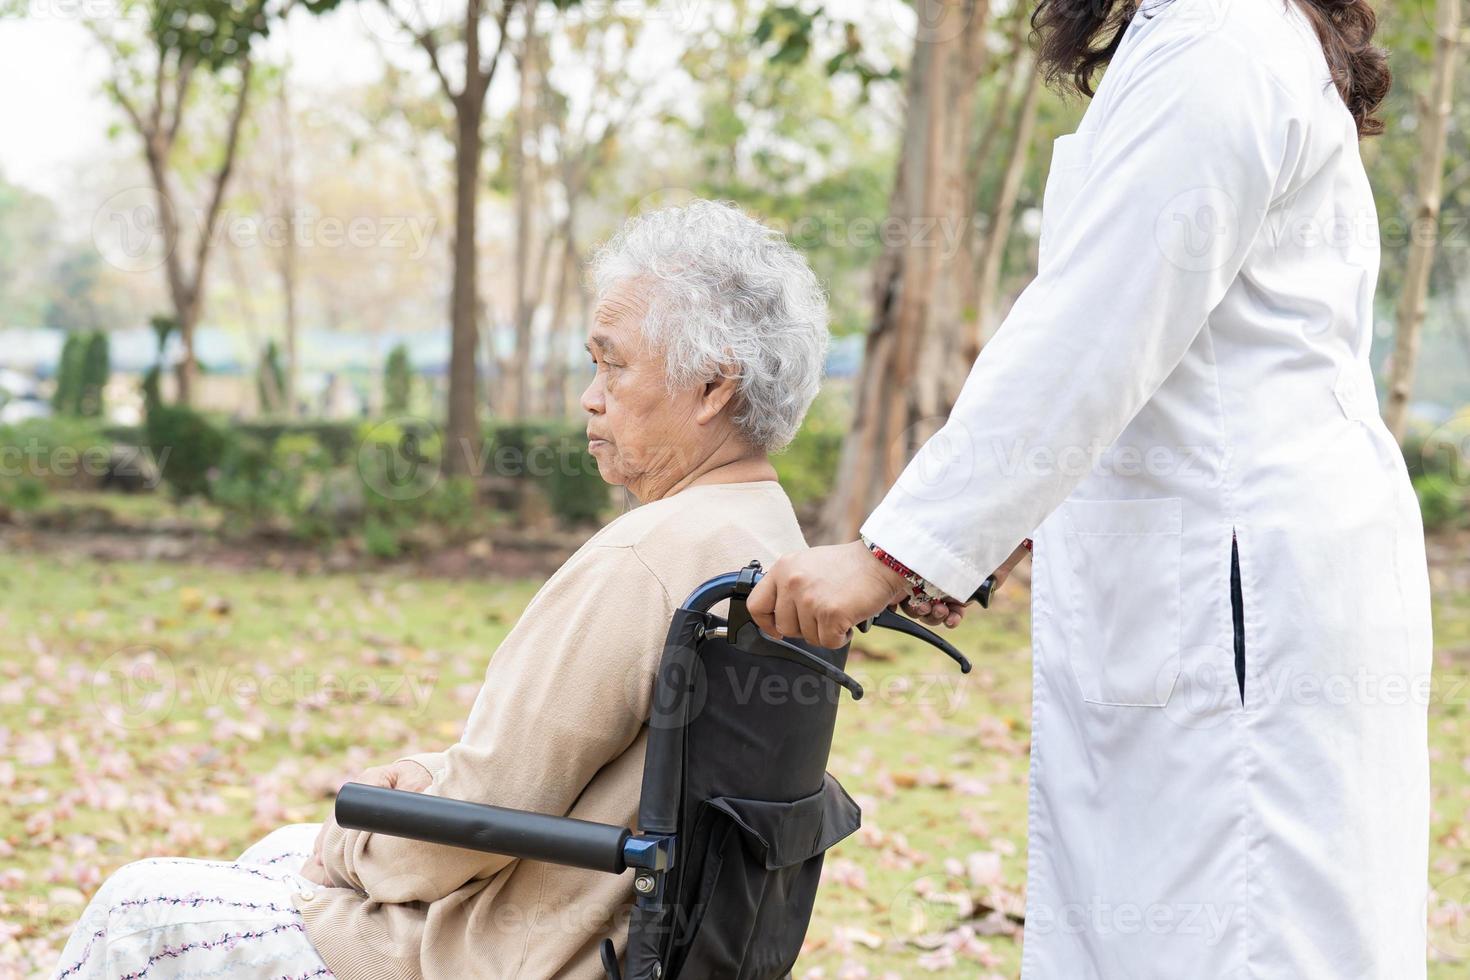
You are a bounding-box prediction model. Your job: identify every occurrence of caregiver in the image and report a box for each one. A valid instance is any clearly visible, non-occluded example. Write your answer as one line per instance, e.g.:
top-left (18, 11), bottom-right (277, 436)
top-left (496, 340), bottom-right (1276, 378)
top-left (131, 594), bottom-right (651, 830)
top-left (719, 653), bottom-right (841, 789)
top-left (748, 0), bottom-right (1434, 976)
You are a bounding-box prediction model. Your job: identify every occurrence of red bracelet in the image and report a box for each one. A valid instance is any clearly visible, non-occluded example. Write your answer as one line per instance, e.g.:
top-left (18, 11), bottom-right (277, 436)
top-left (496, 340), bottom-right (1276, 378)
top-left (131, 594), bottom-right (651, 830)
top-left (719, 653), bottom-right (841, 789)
top-left (868, 545), bottom-right (934, 600)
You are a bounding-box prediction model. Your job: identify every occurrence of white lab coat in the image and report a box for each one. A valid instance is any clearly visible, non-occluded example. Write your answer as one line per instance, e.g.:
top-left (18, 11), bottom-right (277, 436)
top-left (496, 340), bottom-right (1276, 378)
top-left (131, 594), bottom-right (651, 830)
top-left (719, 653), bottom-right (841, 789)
top-left (861, 0), bottom-right (1434, 976)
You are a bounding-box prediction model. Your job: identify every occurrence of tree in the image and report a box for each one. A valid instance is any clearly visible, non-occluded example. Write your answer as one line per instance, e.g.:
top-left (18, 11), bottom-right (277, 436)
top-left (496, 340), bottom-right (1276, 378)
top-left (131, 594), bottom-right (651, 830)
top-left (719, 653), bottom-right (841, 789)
top-left (384, 342), bottom-right (414, 414)
top-left (258, 338), bottom-right (287, 414)
top-left (821, 0), bottom-right (993, 540)
top-left (374, 0), bottom-right (521, 472)
top-left (1384, 0), bottom-right (1463, 440)
top-left (84, 0), bottom-right (336, 405)
top-left (52, 334), bottom-right (84, 415)
top-left (968, 40), bottom-right (1043, 365)
top-left (79, 332), bottom-right (112, 418)
top-left (501, 6), bottom-right (650, 418)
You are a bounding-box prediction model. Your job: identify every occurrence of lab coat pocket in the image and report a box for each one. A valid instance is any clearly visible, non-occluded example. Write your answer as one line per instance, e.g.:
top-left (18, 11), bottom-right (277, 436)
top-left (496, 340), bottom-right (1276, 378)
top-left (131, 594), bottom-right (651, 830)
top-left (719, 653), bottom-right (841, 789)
top-left (1061, 497), bottom-right (1182, 707)
top-left (1039, 130), bottom-right (1097, 266)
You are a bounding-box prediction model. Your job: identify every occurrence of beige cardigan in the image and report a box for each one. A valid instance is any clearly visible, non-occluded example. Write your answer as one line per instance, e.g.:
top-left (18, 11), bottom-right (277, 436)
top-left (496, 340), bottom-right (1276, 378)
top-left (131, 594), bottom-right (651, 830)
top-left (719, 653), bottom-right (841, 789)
top-left (293, 480), bottom-right (808, 979)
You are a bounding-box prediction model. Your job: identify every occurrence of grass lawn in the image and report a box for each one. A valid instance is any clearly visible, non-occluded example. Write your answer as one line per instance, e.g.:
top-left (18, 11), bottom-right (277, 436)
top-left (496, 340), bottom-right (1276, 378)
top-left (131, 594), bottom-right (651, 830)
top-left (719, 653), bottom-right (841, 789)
top-left (0, 550), bottom-right (1467, 978)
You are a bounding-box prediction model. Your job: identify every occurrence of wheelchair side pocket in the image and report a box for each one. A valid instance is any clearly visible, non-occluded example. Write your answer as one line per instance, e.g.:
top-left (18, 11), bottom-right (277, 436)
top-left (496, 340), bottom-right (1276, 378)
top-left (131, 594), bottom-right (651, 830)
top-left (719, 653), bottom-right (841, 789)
top-left (672, 773), bottom-right (861, 980)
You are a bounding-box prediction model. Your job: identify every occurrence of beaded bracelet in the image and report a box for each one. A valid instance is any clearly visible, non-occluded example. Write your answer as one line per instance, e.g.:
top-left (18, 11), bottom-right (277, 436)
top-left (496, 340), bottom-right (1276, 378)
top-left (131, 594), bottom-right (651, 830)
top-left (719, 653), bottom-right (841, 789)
top-left (860, 535), bottom-right (945, 602)
top-left (863, 535), bottom-right (1034, 605)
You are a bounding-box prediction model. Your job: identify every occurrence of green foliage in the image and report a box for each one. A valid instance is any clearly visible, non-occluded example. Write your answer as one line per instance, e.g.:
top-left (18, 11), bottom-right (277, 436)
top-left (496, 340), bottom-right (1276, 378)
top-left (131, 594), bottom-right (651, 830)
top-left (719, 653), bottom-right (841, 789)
top-left (0, 416), bottom-right (119, 492)
top-left (78, 331), bottom-right (110, 418)
top-left (1407, 415), bottom-right (1470, 530)
top-left (384, 343), bottom-right (413, 415)
top-left (754, 5), bottom-right (815, 65)
top-left (361, 514), bottom-right (403, 558)
top-left (51, 334), bottom-right (83, 415)
top-left (1414, 472), bottom-right (1466, 531)
top-left (144, 402), bottom-right (228, 500)
top-left (0, 475), bottom-right (47, 513)
top-left (484, 421), bottom-right (610, 525)
top-left (51, 331), bottom-right (110, 417)
top-left (257, 339), bottom-right (286, 415)
top-left (772, 393), bottom-right (844, 508)
top-left (673, 6), bottom-right (896, 337)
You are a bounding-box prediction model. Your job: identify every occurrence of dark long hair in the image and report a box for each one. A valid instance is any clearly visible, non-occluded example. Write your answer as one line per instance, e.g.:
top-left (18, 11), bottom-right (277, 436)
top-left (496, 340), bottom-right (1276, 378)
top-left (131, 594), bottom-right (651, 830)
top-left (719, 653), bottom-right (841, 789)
top-left (1030, 0), bottom-right (1392, 138)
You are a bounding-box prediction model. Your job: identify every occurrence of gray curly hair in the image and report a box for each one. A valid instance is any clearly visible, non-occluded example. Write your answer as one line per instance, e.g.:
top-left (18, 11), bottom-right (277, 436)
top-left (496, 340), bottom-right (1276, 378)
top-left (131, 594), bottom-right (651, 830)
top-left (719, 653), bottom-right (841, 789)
top-left (588, 200), bottom-right (830, 452)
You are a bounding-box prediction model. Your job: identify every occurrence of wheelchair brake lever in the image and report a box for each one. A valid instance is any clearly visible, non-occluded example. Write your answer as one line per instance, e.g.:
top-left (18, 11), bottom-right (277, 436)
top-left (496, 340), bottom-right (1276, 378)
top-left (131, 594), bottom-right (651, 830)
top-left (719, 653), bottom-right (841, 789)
top-left (727, 619), bottom-right (865, 700)
top-left (856, 608), bottom-right (972, 674)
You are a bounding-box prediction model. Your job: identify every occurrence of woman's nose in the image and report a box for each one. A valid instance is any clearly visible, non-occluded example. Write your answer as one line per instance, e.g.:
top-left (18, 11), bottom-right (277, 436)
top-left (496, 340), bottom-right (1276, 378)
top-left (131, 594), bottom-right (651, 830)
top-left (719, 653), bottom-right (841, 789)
top-left (580, 374), bottom-right (604, 415)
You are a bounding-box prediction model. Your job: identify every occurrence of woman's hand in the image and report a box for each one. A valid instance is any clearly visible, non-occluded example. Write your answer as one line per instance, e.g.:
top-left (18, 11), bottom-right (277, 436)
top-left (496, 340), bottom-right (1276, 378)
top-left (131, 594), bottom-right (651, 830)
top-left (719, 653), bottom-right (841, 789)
top-left (352, 760), bottom-right (434, 794)
top-left (747, 540), bottom-right (912, 649)
top-left (297, 761), bottom-right (434, 885)
top-left (902, 541), bottom-right (1031, 627)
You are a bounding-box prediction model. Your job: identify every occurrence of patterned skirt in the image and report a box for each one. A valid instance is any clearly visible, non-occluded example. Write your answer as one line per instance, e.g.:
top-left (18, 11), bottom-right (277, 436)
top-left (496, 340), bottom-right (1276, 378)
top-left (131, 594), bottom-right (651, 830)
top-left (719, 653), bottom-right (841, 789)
top-left (52, 823), bottom-right (335, 980)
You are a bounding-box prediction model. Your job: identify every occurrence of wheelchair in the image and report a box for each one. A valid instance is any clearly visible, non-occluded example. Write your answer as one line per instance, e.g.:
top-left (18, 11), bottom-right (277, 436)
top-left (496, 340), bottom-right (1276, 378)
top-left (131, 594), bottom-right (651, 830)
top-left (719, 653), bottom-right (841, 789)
top-left (335, 560), bottom-right (972, 980)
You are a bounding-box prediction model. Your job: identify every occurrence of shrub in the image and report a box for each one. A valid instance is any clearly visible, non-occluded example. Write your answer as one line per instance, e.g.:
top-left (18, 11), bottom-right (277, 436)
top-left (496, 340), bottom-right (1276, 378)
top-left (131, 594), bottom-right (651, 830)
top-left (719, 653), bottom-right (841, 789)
top-left (384, 344), bottom-right (413, 415)
top-left (51, 333), bottom-right (83, 415)
top-left (772, 393), bottom-right (845, 509)
top-left (0, 416), bottom-right (115, 491)
top-left (145, 403), bottom-right (229, 501)
top-left (0, 475), bottom-right (47, 513)
top-left (1405, 412), bottom-right (1470, 530)
top-left (78, 331), bottom-right (110, 418)
top-left (258, 340), bottom-right (286, 415)
top-left (484, 421), bottom-right (608, 526)
top-left (1414, 472), bottom-right (1466, 531)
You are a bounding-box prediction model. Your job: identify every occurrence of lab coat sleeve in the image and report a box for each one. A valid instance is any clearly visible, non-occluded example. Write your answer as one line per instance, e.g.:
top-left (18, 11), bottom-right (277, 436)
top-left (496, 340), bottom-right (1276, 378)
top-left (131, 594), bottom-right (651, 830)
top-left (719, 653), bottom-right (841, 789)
top-left (861, 29), bottom-right (1306, 600)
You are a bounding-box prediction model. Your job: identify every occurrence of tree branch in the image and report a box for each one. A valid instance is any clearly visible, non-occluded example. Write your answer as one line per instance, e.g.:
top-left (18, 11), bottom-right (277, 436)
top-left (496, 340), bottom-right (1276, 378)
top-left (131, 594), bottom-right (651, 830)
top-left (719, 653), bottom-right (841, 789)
top-left (388, 0), bottom-right (460, 100)
top-left (189, 58), bottom-right (255, 307)
top-left (475, 0), bottom-right (518, 98)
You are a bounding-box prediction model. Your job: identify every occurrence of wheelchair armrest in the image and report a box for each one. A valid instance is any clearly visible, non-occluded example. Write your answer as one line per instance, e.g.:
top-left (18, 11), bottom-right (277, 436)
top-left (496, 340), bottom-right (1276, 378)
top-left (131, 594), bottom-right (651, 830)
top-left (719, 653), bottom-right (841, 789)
top-left (334, 782), bottom-right (668, 875)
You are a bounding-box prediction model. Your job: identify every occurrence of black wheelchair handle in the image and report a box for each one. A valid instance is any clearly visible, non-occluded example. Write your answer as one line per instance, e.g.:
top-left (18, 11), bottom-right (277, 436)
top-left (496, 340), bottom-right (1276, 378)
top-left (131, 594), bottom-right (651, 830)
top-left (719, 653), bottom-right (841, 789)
top-left (712, 561), bottom-right (972, 674)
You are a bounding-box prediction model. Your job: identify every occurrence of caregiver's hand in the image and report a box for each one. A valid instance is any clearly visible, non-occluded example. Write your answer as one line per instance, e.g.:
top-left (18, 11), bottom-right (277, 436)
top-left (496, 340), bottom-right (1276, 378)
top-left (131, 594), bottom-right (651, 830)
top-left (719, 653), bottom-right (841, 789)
top-left (747, 540), bottom-right (913, 649)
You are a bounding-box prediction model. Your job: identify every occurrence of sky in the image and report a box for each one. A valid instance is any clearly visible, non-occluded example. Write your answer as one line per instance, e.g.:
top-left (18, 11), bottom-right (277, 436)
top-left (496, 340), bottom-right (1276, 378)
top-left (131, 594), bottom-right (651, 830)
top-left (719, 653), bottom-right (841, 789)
top-left (0, 0), bottom-right (899, 203)
top-left (0, 6), bottom-right (392, 200)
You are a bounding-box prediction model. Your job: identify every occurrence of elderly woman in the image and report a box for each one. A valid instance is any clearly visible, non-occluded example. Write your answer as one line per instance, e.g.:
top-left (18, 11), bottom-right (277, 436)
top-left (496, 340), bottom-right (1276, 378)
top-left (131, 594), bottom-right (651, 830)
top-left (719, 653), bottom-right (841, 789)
top-left (52, 200), bottom-right (829, 980)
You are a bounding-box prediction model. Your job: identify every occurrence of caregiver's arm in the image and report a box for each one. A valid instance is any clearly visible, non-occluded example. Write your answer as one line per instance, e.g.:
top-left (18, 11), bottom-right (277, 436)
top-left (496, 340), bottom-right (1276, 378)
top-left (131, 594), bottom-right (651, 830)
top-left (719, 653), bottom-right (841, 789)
top-left (859, 28), bottom-right (1307, 602)
top-left (316, 545), bottom-right (675, 903)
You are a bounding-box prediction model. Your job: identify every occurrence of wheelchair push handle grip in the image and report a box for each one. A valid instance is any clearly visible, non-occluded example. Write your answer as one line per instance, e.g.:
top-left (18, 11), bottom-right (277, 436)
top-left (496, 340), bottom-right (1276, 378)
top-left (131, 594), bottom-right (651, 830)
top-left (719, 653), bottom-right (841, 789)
top-left (718, 561), bottom-right (971, 674)
top-left (334, 782), bottom-right (633, 875)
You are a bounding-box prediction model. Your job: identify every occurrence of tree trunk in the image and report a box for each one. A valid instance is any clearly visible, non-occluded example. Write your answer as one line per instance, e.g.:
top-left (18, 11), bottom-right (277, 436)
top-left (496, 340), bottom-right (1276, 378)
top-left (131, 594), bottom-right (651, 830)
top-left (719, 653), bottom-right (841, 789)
top-left (819, 0), bottom-right (991, 542)
top-left (959, 8), bottom-right (1031, 329)
top-left (543, 199), bottom-right (580, 418)
top-left (1385, 0), bottom-right (1462, 441)
top-left (510, 18), bottom-right (545, 420)
top-left (445, 95), bottom-right (486, 476)
top-left (970, 58), bottom-right (1042, 352)
top-left (276, 77), bottom-right (300, 417)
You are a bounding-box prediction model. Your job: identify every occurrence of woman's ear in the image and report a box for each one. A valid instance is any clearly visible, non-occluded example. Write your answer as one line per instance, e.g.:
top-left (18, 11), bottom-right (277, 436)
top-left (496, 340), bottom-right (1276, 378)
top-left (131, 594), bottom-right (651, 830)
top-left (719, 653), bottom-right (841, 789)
top-left (695, 370), bottom-right (740, 425)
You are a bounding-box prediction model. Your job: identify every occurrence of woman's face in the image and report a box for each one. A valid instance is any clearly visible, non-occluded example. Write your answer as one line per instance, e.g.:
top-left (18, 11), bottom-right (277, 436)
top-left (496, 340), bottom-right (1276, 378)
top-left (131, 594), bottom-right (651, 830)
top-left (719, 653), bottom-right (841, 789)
top-left (580, 281), bottom-right (731, 501)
